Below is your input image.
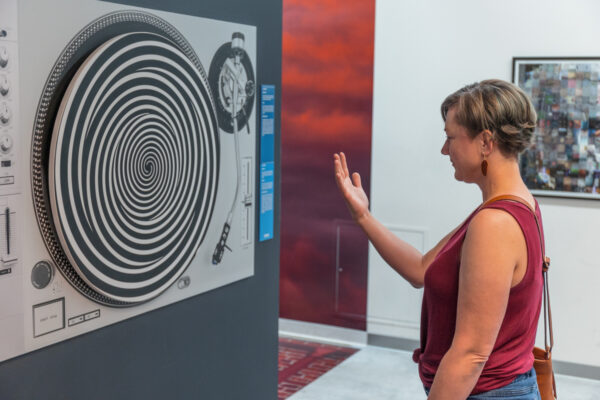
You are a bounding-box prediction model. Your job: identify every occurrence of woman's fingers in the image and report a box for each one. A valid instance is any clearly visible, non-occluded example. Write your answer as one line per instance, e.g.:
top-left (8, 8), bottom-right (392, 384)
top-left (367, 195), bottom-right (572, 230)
top-left (352, 172), bottom-right (362, 188)
top-left (334, 169), bottom-right (343, 187)
top-left (335, 174), bottom-right (348, 197)
top-left (334, 153), bottom-right (361, 189)
top-left (333, 154), bottom-right (344, 178)
top-left (334, 153), bottom-right (359, 197)
top-left (340, 152), bottom-right (350, 178)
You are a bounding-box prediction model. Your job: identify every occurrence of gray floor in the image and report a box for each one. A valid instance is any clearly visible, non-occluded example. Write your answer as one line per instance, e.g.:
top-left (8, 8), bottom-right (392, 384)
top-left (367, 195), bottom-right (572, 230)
top-left (289, 345), bottom-right (600, 400)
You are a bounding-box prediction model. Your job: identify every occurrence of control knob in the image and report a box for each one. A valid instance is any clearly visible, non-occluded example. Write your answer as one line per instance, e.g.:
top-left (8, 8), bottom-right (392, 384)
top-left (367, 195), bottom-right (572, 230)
top-left (0, 47), bottom-right (8, 69)
top-left (0, 102), bottom-right (9, 125)
top-left (0, 134), bottom-right (12, 153)
top-left (0, 75), bottom-right (8, 97)
top-left (32, 261), bottom-right (55, 289)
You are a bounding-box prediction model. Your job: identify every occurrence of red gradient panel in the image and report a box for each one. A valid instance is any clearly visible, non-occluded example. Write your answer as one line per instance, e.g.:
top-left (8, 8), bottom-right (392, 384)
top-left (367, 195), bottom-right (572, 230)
top-left (280, 0), bottom-right (374, 330)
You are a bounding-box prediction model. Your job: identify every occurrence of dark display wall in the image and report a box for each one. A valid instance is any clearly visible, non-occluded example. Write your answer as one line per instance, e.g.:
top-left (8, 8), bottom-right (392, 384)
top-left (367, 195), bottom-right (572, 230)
top-left (0, 0), bottom-right (280, 399)
top-left (280, 0), bottom-right (375, 330)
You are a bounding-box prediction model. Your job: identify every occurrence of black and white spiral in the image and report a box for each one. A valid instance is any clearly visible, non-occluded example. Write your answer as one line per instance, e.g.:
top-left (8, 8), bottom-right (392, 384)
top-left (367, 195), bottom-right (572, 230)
top-left (49, 32), bottom-right (219, 303)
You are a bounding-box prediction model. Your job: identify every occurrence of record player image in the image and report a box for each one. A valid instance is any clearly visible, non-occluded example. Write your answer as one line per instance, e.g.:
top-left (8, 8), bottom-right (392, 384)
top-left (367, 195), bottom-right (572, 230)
top-left (0, 1), bottom-right (256, 362)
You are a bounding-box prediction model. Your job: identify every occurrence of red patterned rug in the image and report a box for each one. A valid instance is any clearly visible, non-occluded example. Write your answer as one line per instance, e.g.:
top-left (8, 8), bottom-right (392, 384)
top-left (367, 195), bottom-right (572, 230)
top-left (278, 337), bottom-right (359, 399)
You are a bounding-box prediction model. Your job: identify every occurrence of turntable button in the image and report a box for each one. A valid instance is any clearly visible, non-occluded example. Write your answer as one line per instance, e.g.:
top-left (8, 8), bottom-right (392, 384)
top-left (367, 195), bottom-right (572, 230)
top-left (84, 310), bottom-right (100, 321)
top-left (0, 176), bottom-right (14, 185)
top-left (33, 298), bottom-right (65, 337)
top-left (68, 315), bottom-right (85, 327)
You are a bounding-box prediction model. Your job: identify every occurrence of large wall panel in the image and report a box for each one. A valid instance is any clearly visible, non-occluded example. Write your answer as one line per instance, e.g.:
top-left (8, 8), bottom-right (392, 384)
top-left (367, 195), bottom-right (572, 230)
top-left (280, 0), bottom-right (375, 331)
top-left (0, 0), bottom-right (281, 398)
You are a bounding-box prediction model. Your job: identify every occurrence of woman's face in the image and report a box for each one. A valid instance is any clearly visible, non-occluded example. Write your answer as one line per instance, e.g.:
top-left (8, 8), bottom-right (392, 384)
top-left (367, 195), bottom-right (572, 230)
top-left (441, 107), bottom-right (483, 183)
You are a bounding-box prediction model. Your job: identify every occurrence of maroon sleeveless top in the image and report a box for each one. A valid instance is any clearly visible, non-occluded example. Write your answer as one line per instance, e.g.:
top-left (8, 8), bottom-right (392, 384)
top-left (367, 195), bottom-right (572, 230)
top-left (412, 200), bottom-right (544, 394)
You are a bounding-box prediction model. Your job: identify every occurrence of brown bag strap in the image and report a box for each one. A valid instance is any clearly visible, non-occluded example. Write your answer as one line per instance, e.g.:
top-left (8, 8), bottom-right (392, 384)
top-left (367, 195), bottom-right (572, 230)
top-left (481, 194), bottom-right (554, 355)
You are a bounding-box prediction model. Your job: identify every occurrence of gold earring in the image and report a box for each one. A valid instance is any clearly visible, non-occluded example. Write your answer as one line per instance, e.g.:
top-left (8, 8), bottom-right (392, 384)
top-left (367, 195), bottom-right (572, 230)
top-left (481, 156), bottom-right (488, 177)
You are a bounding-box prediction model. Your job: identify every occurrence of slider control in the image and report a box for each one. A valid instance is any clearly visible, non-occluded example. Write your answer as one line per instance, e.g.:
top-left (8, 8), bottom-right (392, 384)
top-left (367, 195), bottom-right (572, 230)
top-left (5, 207), bottom-right (9, 255)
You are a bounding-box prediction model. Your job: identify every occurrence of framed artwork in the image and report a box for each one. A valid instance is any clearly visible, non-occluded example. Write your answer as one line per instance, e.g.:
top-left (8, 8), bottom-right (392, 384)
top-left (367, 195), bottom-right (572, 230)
top-left (513, 57), bottom-right (600, 199)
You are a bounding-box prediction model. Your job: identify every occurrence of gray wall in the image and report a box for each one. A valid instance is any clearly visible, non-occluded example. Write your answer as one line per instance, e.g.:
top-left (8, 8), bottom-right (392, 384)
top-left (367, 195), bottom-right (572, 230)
top-left (0, 0), bottom-right (281, 399)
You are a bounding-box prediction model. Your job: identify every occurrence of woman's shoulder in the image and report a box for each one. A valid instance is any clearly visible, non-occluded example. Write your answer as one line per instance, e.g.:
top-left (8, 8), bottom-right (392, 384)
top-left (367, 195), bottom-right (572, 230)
top-left (462, 207), bottom-right (526, 267)
top-left (468, 206), bottom-right (523, 236)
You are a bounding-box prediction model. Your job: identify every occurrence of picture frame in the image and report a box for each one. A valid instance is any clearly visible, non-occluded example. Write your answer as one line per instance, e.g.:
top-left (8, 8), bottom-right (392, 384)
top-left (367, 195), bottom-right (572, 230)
top-left (513, 57), bottom-right (600, 199)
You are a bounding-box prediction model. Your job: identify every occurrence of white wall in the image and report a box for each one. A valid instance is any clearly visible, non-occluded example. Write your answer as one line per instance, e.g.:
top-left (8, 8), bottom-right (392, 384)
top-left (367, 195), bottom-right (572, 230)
top-left (369, 0), bottom-right (600, 367)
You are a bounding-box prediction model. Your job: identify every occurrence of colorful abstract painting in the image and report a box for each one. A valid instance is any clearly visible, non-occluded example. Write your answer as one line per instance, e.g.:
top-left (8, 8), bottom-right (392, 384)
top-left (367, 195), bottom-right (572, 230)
top-left (515, 58), bottom-right (600, 199)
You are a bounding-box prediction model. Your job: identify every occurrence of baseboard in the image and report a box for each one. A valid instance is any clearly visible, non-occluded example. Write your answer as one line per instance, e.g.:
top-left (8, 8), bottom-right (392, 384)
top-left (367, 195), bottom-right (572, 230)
top-left (367, 334), bottom-right (600, 381)
top-left (368, 333), bottom-right (419, 352)
top-left (278, 318), bottom-right (367, 348)
top-left (553, 359), bottom-right (600, 380)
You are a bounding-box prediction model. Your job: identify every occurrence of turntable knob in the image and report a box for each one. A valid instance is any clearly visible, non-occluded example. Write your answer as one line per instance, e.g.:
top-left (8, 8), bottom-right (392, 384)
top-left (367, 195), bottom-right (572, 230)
top-left (0, 102), bottom-right (9, 125)
top-left (0, 134), bottom-right (12, 153)
top-left (0, 47), bottom-right (8, 69)
top-left (0, 75), bottom-right (8, 97)
top-left (31, 261), bottom-right (54, 289)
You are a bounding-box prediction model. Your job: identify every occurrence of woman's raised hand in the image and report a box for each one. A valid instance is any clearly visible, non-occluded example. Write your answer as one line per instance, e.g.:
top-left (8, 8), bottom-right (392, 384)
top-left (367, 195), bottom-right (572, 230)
top-left (334, 152), bottom-right (369, 222)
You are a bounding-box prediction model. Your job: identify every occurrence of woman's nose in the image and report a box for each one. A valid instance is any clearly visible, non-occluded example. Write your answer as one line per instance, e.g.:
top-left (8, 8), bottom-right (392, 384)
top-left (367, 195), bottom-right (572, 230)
top-left (441, 140), bottom-right (449, 155)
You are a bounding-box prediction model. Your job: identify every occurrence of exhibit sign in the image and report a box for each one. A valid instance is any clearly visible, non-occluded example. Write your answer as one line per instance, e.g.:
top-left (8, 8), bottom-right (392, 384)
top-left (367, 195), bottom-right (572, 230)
top-left (260, 84), bottom-right (275, 241)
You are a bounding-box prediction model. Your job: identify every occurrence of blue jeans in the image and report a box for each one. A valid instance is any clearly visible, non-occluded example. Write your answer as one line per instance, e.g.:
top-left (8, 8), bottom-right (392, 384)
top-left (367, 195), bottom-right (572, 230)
top-left (424, 368), bottom-right (541, 399)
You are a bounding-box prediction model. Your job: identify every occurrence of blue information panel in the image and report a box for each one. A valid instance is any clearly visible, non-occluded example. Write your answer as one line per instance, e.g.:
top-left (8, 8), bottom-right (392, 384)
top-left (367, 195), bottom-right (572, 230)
top-left (259, 85), bottom-right (275, 241)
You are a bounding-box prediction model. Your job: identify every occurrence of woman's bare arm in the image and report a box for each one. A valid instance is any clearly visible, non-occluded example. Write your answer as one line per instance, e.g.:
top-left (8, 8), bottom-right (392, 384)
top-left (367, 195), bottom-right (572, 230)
top-left (334, 152), bottom-right (458, 288)
top-left (355, 211), bottom-right (459, 288)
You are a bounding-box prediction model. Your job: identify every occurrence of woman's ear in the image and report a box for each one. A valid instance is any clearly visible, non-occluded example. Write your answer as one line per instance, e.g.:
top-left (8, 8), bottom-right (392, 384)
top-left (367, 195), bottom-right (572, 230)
top-left (480, 129), bottom-right (494, 155)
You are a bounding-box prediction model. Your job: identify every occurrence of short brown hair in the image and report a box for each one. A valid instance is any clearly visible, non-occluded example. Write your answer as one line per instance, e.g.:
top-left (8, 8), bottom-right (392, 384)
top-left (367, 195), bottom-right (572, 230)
top-left (441, 79), bottom-right (537, 157)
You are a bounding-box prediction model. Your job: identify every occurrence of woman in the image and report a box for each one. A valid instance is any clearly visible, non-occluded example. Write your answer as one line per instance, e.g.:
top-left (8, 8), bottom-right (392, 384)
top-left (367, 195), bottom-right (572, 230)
top-left (334, 79), bottom-right (543, 399)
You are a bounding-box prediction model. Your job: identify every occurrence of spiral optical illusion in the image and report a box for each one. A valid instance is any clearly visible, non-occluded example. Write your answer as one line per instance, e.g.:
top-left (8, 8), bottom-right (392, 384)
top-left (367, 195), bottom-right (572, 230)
top-left (48, 31), bottom-right (219, 304)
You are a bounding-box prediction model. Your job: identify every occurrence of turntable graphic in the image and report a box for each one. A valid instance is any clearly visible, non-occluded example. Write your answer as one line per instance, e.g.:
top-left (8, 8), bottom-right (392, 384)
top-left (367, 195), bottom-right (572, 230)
top-left (0, 6), bottom-right (257, 362)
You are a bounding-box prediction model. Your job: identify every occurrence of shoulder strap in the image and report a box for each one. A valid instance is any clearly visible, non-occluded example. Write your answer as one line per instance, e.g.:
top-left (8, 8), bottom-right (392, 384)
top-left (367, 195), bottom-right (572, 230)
top-left (482, 194), bottom-right (554, 355)
top-left (482, 194), bottom-right (534, 212)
